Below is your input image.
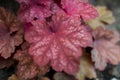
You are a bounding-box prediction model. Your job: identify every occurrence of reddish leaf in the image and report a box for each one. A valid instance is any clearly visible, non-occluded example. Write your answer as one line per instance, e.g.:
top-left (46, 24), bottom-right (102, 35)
top-left (61, 0), bottom-right (98, 20)
top-left (14, 42), bottom-right (49, 80)
top-left (17, 0), bottom-right (52, 22)
top-left (17, 0), bottom-right (97, 22)
top-left (91, 27), bottom-right (120, 70)
top-left (16, 0), bottom-right (52, 6)
top-left (0, 7), bottom-right (23, 59)
top-left (25, 11), bottom-right (93, 74)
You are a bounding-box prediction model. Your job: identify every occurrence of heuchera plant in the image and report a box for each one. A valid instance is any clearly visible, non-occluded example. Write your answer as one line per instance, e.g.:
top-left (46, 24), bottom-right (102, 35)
top-left (17, 0), bottom-right (98, 74)
top-left (1, 0), bottom-right (120, 80)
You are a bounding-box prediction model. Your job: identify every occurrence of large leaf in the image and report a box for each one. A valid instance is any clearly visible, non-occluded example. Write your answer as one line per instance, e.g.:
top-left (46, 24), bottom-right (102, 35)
top-left (25, 11), bottom-right (93, 74)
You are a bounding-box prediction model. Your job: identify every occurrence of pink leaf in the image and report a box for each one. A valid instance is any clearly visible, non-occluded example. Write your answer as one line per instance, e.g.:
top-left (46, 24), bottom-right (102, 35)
top-left (25, 11), bottom-right (93, 74)
top-left (61, 0), bottom-right (98, 20)
top-left (17, 0), bottom-right (52, 22)
top-left (91, 27), bottom-right (120, 70)
top-left (16, 0), bottom-right (52, 5)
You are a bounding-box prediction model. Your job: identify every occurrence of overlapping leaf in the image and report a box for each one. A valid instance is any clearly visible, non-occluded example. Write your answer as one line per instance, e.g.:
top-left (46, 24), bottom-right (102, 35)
top-left (14, 42), bottom-right (49, 80)
top-left (91, 27), bottom-right (120, 70)
top-left (87, 6), bottom-right (116, 29)
top-left (0, 7), bottom-right (23, 59)
top-left (17, 0), bottom-right (52, 22)
top-left (25, 11), bottom-right (93, 74)
top-left (61, 0), bottom-right (98, 20)
top-left (75, 52), bottom-right (96, 80)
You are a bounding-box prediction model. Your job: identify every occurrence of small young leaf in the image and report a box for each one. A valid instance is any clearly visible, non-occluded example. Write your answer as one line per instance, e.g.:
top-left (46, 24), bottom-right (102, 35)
top-left (61, 0), bottom-right (98, 20)
top-left (87, 6), bottom-right (116, 29)
top-left (75, 52), bottom-right (96, 80)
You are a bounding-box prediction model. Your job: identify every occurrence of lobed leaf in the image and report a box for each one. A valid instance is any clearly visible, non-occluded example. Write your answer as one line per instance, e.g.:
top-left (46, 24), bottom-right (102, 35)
top-left (87, 6), bottom-right (116, 29)
top-left (61, 0), bottom-right (98, 20)
top-left (17, 0), bottom-right (52, 22)
top-left (14, 42), bottom-right (49, 80)
top-left (91, 27), bottom-right (120, 70)
top-left (0, 7), bottom-right (23, 59)
top-left (75, 51), bottom-right (96, 80)
top-left (25, 11), bottom-right (93, 74)
top-left (8, 74), bottom-right (18, 80)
